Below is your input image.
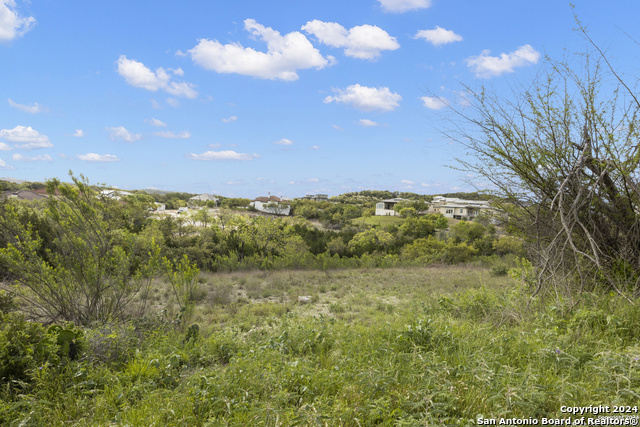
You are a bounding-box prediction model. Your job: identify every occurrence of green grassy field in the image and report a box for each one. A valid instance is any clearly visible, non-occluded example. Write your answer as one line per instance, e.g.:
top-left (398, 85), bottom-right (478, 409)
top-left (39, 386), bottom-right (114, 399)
top-left (2, 266), bottom-right (639, 425)
top-left (352, 215), bottom-right (406, 226)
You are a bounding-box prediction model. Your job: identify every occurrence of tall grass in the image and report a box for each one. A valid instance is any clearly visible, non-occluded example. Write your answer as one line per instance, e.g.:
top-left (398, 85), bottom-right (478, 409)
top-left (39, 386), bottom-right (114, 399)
top-left (2, 267), bottom-right (639, 425)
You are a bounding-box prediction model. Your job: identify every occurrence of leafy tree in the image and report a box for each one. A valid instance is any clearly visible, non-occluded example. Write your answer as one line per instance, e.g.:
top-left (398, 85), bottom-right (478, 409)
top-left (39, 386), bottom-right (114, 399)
top-left (326, 237), bottom-right (347, 256)
top-left (263, 201), bottom-right (289, 216)
top-left (193, 208), bottom-right (212, 227)
top-left (348, 228), bottom-right (394, 256)
top-left (449, 221), bottom-right (486, 244)
top-left (398, 217), bottom-right (436, 239)
top-left (0, 174), bottom-right (161, 324)
top-left (220, 197), bottom-right (250, 209)
top-left (398, 207), bottom-right (416, 218)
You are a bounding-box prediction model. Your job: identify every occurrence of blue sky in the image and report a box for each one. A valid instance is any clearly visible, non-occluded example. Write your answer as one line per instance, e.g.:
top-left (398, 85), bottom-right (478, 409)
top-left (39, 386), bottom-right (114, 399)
top-left (1, 0), bottom-right (638, 197)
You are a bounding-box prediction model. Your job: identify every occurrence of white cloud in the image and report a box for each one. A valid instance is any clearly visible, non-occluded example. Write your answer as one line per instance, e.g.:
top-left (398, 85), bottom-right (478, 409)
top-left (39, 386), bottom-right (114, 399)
top-left (12, 153), bottom-right (52, 162)
top-left (421, 96), bottom-right (449, 110)
top-left (188, 18), bottom-right (333, 81)
top-left (466, 44), bottom-right (540, 78)
top-left (107, 126), bottom-right (142, 142)
top-left (145, 118), bottom-right (167, 127)
top-left (401, 179), bottom-right (415, 185)
top-left (221, 115), bottom-right (238, 123)
top-left (331, 124), bottom-right (343, 131)
top-left (166, 97), bottom-right (180, 107)
top-left (358, 119), bottom-right (379, 127)
top-left (8, 98), bottom-right (45, 114)
top-left (0, 125), bottom-right (52, 149)
top-left (0, 157), bottom-right (14, 169)
top-left (324, 84), bottom-right (401, 112)
top-left (0, 141), bottom-right (10, 150)
top-left (302, 20), bottom-right (399, 60)
top-left (72, 129), bottom-right (84, 137)
top-left (116, 55), bottom-right (198, 98)
top-left (378, 0), bottom-right (432, 13)
top-left (186, 150), bottom-right (260, 161)
top-left (0, 0), bottom-right (35, 41)
top-left (311, 145), bottom-right (320, 150)
top-left (274, 138), bottom-right (293, 145)
top-left (290, 178), bottom-right (320, 185)
top-left (414, 26), bottom-right (463, 46)
top-left (78, 153), bottom-right (120, 162)
top-left (153, 130), bottom-right (191, 139)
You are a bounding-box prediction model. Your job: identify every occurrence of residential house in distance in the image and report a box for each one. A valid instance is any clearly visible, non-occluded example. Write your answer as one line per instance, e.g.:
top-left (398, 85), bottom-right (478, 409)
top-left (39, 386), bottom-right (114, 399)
top-left (375, 198), bottom-right (409, 216)
top-left (428, 196), bottom-right (491, 220)
top-left (99, 189), bottom-right (134, 200)
top-left (1, 189), bottom-right (48, 201)
top-left (302, 194), bottom-right (329, 202)
top-left (250, 195), bottom-right (291, 216)
top-left (188, 193), bottom-right (219, 208)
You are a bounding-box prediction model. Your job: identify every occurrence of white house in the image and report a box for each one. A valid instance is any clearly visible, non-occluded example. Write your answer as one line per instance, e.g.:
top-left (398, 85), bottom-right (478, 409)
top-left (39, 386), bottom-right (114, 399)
top-left (99, 189), bottom-right (134, 200)
top-left (375, 198), bottom-right (408, 216)
top-left (250, 195), bottom-right (291, 216)
top-left (428, 196), bottom-right (491, 220)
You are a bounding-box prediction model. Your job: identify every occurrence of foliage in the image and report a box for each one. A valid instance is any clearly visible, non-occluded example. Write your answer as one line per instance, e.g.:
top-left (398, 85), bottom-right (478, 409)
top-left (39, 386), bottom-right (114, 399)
top-left (448, 45), bottom-right (640, 298)
top-left (162, 254), bottom-right (200, 325)
top-left (219, 197), bottom-right (251, 209)
top-left (0, 312), bottom-right (60, 385)
top-left (3, 268), bottom-right (640, 425)
top-left (347, 228), bottom-right (394, 256)
top-left (0, 174), bottom-right (198, 325)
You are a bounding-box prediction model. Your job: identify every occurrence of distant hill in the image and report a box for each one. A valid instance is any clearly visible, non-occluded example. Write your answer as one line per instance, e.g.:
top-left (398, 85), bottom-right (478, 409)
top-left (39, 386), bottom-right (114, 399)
top-left (0, 177), bottom-right (28, 184)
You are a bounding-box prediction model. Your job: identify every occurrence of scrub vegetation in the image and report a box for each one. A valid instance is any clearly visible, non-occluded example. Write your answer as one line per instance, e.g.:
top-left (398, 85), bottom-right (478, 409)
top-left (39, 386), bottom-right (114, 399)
top-left (2, 38), bottom-right (640, 424)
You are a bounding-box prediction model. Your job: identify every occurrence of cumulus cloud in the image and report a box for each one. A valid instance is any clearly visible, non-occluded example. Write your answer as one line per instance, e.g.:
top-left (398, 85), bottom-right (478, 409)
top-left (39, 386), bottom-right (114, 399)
top-left (358, 119), bottom-right (379, 127)
top-left (302, 20), bottom-right (399, 60)
top-left (221, 115), bottom-right (238, 123)
top-left (12, 153), bottom-right (52, 162)
top-left (0, 141), bottom-right (10, 150)
top-left (145, 118), bottom-right (167, 127)
top-left (324, 84), bottom-right (401, 112)
top-left (116, 56), bottom-right (198, 98)
top-left (466, 44), bottom-right (540, 78)
top-left (78, 153), bottom-right (120, 162)
top-left (153, 130), bottom-right (191, 139)
top-left (188, 18), bottom-right (333, 81)
top-left (421, 96), bottom-right (449, 110)
top-left (72, 129), bottom-right (84, 137)
top-left (0, 157), bottom-right (14, 169)
top-left (401, 179), bottom-right (414, 185)
top-left (414, 26), bottom-right (462, 46)
top-left (0, 125), bottom-right (52, 149)
top-left (8, 98), bottom-right (46, 114)
top-left (107, 126), bottom-right (142, 142)
top-left (378, 0), bottom-right (432, 13)
top-left (274, 138), bottom-right (293, 145)
top-left (0, 0), bottom-right (35, 41)
top-left (186, 150), bottom-right (260, 161)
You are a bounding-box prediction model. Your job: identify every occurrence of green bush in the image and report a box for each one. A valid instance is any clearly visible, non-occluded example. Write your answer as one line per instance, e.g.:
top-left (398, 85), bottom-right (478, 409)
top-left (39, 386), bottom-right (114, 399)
top-left (0, 313), bottom-right (60, 385)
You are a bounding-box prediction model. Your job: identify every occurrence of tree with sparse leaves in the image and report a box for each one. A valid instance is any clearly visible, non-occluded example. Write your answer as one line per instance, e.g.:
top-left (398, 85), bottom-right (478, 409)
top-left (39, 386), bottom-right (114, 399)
top-left (447, 34), bottom-right (640, 299)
